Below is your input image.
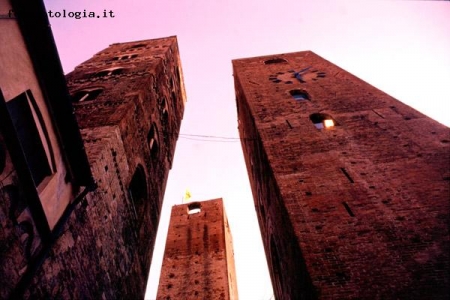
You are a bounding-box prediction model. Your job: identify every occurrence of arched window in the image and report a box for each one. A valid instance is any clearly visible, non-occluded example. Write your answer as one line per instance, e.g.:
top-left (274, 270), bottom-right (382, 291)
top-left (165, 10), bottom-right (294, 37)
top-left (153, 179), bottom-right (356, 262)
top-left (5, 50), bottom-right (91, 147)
top-left (289, 89), bottom-right (309, 101)
top-left (72, 88), bottom-right (103, 102)
top-left (147, 123), bottom-right (159, 158)
top-left (310, 113), bottom-right (336, 129)
top-left (264, 58), bottom-right (288, 65)
top-left (159, 98), bottom-right (169, 125)
top-left (128, 165), bottom-right (147, 216)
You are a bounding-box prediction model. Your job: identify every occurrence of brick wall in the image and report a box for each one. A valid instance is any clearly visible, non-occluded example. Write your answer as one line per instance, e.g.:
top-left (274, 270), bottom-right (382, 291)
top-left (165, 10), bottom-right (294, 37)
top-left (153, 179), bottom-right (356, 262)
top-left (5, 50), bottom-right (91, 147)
top-left (234, 51), bottom-right (450, 299)
top-left (157, 199), bottom-right (238, 300)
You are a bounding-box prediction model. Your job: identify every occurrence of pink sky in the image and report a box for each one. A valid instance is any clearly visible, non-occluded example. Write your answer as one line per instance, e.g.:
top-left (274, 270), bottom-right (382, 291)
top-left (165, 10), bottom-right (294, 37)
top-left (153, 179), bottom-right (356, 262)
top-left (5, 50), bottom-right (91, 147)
top-left (43, 1), bottom-right (450, 299)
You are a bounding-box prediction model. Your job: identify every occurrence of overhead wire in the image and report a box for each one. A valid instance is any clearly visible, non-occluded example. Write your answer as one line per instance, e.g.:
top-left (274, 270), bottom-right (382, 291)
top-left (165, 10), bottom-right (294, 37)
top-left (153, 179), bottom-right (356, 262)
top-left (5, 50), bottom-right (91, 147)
top-left (154, 128), bottom-right (256, 143)
top-left (179, 136), bottom-right (240, 143)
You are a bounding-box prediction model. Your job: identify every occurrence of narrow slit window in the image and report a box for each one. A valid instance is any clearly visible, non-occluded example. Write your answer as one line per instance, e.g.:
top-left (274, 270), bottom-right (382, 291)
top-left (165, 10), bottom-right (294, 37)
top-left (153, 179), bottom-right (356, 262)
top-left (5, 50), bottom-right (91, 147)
top-left (160, 98), bottom-right (168, 116)
top-left (147, 123), bottom-right (159, 158)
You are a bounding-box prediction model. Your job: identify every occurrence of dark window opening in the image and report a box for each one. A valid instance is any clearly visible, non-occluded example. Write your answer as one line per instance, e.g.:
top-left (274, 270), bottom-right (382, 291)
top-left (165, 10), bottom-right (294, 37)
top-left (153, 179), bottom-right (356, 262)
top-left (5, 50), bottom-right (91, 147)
top-left (95, 68), bottom-right (125, 77)
top-left (115, 54), bottom-right (138, 60)
top-left (160, 98), bottom-right (169, 129)
top-left (6, 92), bottom-right (51, 186)
top-left (72, 88), bottom-right (103, 102)
top-left (147, 123), bottom-right (159, 158)
top-left (130, 43), bottom-right (147, 49)
top-left (188, 202), bottom-right (201, 214)
top-left (129, 165), bottom-right (148, 217)
top-left (264, 58), bottom-right (288, 65)
top-left (289, 89), bottom-right (309, 101)
top-left (95, 70), bottom-right (110, 77)
top-left (160, 98), bottom-right (169, 116)
top-left (112, 54), bottom-right (138, 60)
top-left (310, 113), bottom-right (336, 129)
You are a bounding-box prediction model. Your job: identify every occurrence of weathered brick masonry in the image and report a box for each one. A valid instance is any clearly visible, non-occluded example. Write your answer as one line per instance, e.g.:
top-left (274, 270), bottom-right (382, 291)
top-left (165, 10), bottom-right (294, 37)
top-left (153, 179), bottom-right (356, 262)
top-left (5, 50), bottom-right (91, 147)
top-left (157, 199), bottom-right (238, 300)
top-left (1, 36), bottom-right (185, 299)
top-left (233, 51), bottom-right (450, 299)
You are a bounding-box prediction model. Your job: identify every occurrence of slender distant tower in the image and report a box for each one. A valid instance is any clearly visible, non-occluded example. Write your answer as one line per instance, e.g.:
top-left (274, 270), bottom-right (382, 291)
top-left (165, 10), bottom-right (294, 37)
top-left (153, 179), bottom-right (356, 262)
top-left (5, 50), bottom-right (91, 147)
top-left (233, 51), bottom-right (449, 299)
top-left (157, 199), bottom-right (239, 300)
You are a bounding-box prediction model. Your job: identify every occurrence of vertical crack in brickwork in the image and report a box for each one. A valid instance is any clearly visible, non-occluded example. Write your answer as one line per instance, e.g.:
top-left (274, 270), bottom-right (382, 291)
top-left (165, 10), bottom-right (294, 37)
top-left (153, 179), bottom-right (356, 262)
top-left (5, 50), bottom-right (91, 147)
top-left (372, 109), bottom-right (385, 119)
top-left (342, 202), bottom-right (355, 217)
top-left (340, 167), bottom-right (354, 183)
top-left (286, 120), bottom-right (293, 129)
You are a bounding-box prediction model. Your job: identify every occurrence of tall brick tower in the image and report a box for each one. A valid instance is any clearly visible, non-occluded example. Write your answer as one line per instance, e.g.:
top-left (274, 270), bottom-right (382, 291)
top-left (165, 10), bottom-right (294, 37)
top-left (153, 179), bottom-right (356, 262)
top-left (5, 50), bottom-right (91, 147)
top-left (233, 51), bottom-right (449, 299)
top-left (60, 36), bottom-right (186, 298)
top-left (157, 199), bottom-right (239, 299)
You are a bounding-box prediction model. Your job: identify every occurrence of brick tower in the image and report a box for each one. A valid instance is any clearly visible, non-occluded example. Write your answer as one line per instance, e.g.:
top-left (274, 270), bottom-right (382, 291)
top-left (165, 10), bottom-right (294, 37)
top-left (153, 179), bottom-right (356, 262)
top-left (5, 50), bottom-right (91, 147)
top-left (233, 51), bottom-right (449, 299)
top-left (157, 199), bottom-right (239, 299)
top-left (60, 36), bottom-right (186, 298)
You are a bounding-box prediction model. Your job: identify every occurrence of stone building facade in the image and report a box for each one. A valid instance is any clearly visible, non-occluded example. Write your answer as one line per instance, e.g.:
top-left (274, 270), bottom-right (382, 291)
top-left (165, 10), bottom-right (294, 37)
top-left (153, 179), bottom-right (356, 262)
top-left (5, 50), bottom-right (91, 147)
top-left (157, 199), bottom-right (238, 300)
top-left (1, 0), bottom-right (93, 298)
top-left (0, 0), bottom-right (185, 298)
top-left (233, 51), bottom-right (449, 299)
